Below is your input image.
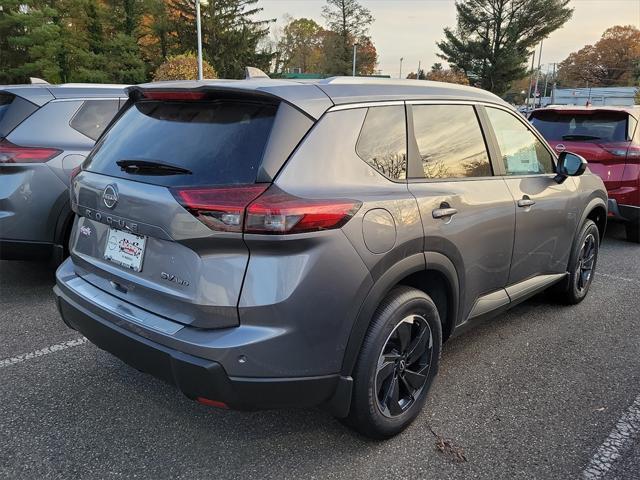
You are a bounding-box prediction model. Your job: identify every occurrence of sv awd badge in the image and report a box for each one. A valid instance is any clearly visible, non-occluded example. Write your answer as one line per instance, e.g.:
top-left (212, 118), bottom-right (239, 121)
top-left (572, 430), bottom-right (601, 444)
top-left (160, 272), bottom-right (190, 287)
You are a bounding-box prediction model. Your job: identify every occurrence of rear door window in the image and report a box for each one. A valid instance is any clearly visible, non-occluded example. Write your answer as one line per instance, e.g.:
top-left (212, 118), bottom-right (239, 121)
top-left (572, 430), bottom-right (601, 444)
top-left (84, 100), bottom-right (278, 187)
top-left (70, 100), bottom-right (120, 140)
top-left (412, 104), bottom-right (492, 179)
top-left (487, 107), bottom-right (554, 175)
top-left (530, 110), bottom-right (632, 142)
top-left (356, 106), bottom-right (407, 180)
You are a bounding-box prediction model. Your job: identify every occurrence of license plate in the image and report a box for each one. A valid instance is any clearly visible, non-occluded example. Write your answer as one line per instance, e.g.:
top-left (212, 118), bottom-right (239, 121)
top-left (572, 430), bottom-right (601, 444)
top-left (104, 228), bottom-right (147, 272)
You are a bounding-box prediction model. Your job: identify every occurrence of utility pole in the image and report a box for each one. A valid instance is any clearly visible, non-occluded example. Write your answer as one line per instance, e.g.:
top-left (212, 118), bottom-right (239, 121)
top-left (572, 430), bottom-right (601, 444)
top-left (196, 0), bottom-right (203, 80)
top-left (533, 39), bottom-right (543, 109)
top-left (527, 50), bottom-right (536, 110)
top-left (543, 64), bottom-right (550, 105)
top-left (352, 43), bottom-right (358, 77)
top-left (551, 63), bottom-right (557, 105)
top-left (417, 60), bottom-right (421, 79)
top-left (399, 57), bottom-right (404, 79)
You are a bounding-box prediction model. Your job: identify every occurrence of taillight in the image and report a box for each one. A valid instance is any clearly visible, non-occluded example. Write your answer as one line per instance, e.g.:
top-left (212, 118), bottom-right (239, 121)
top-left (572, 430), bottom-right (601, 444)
top-left (245, 186), bottom-right (361, 234)
top-left (70, 165), bottom-right (82, 181)
top-left (172, 185), bottom-right (361, 235)
top-left (0, 139), bottom-right (61, 164)
top-left (142, 91), bottom-right (207, 101)
top-left (626, 146), bottom-right (640, 160)
top-left (599, 142), bottom-right (631, 157)
top-left (172, 184), bottom-right (269, 232)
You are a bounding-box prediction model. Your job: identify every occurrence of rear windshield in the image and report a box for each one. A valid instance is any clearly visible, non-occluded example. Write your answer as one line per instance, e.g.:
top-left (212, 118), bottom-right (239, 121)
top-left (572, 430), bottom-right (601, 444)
top-left (84, 100), bottom-right (278, 187)
top-left (530, 110), bottom-right (632, 142)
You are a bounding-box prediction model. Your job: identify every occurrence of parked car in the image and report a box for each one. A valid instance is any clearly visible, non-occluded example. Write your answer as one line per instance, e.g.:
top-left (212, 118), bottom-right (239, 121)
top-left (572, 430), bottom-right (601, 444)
top-left (530, 106), bottom-right (640, 242)
top-left (0, 83), bottom-right (127, 263)
top-left (54, 77), bottom-right (607, 439)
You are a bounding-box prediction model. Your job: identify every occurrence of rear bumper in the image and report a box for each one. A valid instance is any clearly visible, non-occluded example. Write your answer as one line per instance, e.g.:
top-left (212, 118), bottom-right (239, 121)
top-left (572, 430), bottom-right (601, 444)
top-left (53, 261), bottom-right (351, 412)
top-left (608, 199), bottom-right (640, 225)
top-left (0, 239), bottom-right (53, 261)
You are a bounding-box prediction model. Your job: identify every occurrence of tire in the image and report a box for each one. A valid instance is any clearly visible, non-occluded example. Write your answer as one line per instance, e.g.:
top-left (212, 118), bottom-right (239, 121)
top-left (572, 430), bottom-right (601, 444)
top-left (625, 222), bottom-right (640, 244)
top-left (555, 219), bottom-right (600, 305)
top-left (345, 286), bottom-right (442, 439)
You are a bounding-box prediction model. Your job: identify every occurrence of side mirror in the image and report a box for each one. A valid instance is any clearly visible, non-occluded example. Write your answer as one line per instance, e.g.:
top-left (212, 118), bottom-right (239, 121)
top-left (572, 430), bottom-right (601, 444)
top-left (554, 151), bottom-right (587, 184)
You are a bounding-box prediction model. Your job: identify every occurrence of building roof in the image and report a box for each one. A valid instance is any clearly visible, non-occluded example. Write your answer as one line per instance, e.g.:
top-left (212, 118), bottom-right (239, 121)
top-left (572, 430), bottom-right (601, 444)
top-left (129, 77), bottom-right (509, 120)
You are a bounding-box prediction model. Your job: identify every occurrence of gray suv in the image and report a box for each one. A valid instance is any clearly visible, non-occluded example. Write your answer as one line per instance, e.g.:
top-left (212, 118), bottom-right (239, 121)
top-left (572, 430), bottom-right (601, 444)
top-left (54, 78), bottom-right (607, 438)
top-left (0, 84), bottom-right (126, 263)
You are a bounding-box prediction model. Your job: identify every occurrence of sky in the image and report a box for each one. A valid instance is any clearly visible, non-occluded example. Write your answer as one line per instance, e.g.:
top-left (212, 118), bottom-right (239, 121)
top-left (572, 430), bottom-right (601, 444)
top-left (257, 0), bottom-right (640, 77)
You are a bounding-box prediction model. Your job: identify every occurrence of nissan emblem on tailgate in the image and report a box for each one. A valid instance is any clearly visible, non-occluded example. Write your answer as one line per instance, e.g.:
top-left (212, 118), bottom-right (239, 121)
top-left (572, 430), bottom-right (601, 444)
top-left (102, 184), bottom-right (118, 209)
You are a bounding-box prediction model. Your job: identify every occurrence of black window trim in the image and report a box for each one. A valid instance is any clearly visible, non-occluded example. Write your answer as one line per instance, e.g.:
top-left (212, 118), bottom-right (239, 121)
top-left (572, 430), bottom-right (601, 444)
top-left (406, 101), bottom-right (497, 183)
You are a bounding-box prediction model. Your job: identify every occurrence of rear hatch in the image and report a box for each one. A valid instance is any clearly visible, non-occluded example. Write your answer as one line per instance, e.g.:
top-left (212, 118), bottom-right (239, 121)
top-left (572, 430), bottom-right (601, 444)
top-left (71, 89), bottom-right (300, 329)
top-left (530, 109), bottom-right (638, 189)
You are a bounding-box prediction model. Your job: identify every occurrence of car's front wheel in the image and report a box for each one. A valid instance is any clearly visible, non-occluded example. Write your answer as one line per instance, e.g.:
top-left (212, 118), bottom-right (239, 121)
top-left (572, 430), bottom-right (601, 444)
top-left (345, 286), bottom-right (442, 439)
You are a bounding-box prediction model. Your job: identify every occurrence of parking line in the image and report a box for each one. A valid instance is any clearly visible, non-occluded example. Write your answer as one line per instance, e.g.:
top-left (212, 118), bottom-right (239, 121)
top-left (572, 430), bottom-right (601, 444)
top-left (582, 393), bottom-right (640, 479)
top-left (0, 337), bottom-right (88, 369)
top-left (598, 273), bottom-right (638, 284)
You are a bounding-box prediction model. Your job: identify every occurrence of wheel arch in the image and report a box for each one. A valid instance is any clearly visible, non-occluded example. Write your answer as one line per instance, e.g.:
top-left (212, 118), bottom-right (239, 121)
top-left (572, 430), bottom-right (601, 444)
top-left (339, 251), bottom-right (460, 378)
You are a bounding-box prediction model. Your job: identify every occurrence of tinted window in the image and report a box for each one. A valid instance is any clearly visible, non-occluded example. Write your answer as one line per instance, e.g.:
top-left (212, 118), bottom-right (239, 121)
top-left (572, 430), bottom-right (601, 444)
top-left (0, 94), bottom-right (38, 138)
top-left (70, 100), bottom-right (120, 140)
top-left (530, 110), bottom-right (632, 143)
top-left (487, 107), bottom-right (554, 175)
top-left (85, 100), bottom-right (277, 187)
top-left (0, 94), bottom-right (13, 124)
top-left (413, 105), bottom-right (492, 179)
top-left (356, 106), bottom-right (407, 180)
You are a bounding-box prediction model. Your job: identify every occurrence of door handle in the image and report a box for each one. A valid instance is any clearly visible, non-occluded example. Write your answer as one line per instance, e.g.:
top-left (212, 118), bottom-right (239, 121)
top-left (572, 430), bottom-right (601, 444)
top-left (432, 207), bottom-right (459, 219)
top-left (517, 197), bottom-right (536, 208)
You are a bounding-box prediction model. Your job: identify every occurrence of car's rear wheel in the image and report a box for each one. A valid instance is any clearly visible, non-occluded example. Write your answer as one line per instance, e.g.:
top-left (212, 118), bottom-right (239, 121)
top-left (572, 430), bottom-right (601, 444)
top-left (625, 222), bottom-right (640, 244)
top-left (345, 286), bottom-right (442, 439)
top-left (555, 219), bottom-right (600, 304)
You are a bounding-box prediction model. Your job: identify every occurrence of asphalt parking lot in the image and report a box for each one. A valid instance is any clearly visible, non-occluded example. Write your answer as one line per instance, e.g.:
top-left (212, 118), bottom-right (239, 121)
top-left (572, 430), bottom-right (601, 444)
top-left (1, 224), bottom-right (638, 480)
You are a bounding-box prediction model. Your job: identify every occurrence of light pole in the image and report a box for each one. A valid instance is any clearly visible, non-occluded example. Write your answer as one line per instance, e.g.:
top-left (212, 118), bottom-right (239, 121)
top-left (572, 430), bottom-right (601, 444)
top-left (399, 57), bottom-right (404, 79)
top-left (352, 43), bottom-right (358, 77)
top-left (196, 0), bottom-right (203, 80)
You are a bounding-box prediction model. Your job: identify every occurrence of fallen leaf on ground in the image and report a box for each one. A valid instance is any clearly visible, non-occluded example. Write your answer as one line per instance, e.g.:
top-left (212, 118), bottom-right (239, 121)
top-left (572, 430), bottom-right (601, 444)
top-left (429, 426), bottom-right (468, 463)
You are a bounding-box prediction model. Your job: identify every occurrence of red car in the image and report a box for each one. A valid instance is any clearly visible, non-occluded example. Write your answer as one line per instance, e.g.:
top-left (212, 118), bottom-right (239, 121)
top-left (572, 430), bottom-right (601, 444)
top-left (530, 106), bottom-right (640, 243)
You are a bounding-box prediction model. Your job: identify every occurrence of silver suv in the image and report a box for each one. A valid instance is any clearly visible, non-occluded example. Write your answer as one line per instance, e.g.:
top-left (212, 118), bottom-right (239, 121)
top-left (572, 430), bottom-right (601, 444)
top-left (0, 84), bottom-right (126, 263)
top-left (54, 78), bottom-right (607, 438)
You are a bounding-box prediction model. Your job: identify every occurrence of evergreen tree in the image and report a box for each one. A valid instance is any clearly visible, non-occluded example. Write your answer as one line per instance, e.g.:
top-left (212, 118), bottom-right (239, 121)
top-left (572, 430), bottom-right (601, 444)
top-left (437, 0), bottom-right (573, 94)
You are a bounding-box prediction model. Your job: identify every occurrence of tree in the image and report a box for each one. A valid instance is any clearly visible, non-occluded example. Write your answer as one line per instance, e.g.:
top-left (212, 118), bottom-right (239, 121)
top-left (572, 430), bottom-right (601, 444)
top-left (425, 63), bottom-right (469, 85)
top-left (321, 0), bottom-right (374, 75)
top-left (557, 25), bottom-right (640, 88)
top-left (277, 17), bottom-right (324, 73)
top-left (437, 0), bottom-right (573, 94)
top-left (154, 52), bottom-right (217, 80)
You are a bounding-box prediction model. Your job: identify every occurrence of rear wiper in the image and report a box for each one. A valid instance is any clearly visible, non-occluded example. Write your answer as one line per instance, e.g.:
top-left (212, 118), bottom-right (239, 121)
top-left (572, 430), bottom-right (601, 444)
top-left (116, 159), bottom-right (192, 176)
top-left (562, 134), bottom-right (601, 141)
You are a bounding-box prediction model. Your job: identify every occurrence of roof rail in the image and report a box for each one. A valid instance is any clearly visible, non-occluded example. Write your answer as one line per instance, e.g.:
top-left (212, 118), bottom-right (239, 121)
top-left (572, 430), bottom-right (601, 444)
top-left (245, 67), bottom-right (270, 80)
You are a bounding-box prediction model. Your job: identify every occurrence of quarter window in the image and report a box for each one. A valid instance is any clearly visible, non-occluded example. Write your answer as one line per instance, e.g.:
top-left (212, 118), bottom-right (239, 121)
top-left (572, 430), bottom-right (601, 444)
top-left (356, 106), bottom-right (407, 180)
top-left (412, 105), bottom-right (492, 179)
top-left (70, 100), bottom-right (120, 141)
top-left (487, 107), bottom-right (554, 175)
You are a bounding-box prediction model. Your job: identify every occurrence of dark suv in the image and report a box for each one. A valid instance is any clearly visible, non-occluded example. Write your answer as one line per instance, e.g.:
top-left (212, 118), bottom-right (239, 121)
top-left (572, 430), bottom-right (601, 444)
top-left (530, 106), bottom-right (639, 242)
top-left (54, 78), bottom-right (607, 438)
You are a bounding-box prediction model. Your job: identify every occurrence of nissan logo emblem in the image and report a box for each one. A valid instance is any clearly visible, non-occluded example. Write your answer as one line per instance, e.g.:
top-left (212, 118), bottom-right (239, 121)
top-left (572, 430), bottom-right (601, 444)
top-left (102, 184), bottom-right (118, 209)
top-left (555, 144), bottom-right (566, 152)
